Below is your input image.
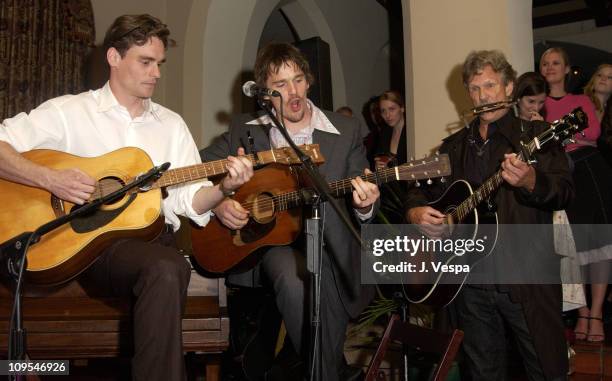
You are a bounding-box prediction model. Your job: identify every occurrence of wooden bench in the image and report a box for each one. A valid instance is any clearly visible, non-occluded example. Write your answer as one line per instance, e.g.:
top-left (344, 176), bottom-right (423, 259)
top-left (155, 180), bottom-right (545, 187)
top-left (0, 224), bottom-right (228, 380)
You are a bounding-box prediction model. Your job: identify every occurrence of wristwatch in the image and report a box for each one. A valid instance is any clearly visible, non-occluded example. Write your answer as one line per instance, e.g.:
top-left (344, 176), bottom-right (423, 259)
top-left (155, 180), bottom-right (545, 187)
top-left (219, 182), bottom-right (236, 197)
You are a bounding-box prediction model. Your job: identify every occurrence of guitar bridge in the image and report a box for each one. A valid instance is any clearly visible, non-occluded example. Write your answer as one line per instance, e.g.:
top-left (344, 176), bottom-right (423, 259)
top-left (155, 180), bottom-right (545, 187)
top-left (51, 195), bottom-right (66, 218)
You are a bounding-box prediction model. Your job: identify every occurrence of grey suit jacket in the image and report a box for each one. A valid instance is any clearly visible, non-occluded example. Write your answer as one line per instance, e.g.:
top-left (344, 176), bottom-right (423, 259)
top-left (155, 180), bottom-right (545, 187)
top-left (201, 110), bottom-right (376, 317)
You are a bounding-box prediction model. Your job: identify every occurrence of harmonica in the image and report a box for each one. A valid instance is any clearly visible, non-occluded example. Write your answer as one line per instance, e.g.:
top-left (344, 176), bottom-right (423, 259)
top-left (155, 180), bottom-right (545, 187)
top-left (462, 100), bottom-right (517, 117)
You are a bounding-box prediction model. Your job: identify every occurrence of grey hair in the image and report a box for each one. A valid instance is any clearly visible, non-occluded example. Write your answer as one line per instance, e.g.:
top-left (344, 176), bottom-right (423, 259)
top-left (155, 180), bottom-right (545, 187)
top-left (462, 50), bottom-right (517, 87)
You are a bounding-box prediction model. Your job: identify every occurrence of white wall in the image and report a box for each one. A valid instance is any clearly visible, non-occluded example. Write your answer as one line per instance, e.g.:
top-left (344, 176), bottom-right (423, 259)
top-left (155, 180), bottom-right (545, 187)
top-left (402, 0), bottom-right (534, 157)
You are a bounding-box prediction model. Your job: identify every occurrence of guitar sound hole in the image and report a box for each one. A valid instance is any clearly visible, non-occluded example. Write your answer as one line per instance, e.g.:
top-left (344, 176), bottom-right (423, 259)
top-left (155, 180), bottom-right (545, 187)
top-left (95, 177), bottom-right (126, 206)
top-left (67, 176), bottom-right (126, 214)
top-left (251, 193), bottom-right (275, 224)
top-left (51, 176), bottom-right (128, 217)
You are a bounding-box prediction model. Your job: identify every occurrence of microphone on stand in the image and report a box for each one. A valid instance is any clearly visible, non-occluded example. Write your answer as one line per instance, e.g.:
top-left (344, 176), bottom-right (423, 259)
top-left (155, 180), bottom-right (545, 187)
top-left (242, 81), bottom-right (281, 98)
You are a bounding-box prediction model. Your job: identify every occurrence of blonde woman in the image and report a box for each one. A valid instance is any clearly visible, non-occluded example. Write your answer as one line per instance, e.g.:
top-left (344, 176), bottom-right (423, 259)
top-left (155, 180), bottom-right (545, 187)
top-left (541, 48), bottom-right (612, 342)
top-left (586, 64), bottom-right (612, 167)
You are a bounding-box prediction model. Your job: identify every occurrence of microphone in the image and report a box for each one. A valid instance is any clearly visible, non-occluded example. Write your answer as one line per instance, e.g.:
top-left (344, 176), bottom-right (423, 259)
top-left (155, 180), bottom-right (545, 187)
top-left (242, 81), bottom-right (280, 98)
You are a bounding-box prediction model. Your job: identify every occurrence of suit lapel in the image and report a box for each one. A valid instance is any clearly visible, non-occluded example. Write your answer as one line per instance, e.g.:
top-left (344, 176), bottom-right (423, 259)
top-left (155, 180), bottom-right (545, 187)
top-left (313, 129), bottom-right (339, 176)
top-left (243, 122), bottom-right (272, 153)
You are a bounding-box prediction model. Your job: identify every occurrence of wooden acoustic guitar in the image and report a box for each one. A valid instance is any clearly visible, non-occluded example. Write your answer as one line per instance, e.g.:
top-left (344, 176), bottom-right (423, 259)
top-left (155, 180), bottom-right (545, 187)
top-left (0, 144), bottom-right (323, 285)
top-left (191, 154), bottom-right (451, 274)
top-left (402, 107), bottom-right (588, 307)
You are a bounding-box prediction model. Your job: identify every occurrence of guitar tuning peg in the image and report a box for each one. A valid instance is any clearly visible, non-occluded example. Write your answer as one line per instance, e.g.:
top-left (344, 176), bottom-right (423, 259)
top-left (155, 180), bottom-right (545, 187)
top-left (415, 180), bottom-right (421, 187)
top-left (435, 150), bottom-right (440, 156)
top-left (440, 177), bottom-right (446, 183)
top-left (427, 178), bottom-right (433, 185)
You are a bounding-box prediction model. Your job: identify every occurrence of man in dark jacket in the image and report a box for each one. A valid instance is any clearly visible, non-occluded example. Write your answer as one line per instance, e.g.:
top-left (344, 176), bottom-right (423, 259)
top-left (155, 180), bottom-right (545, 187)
top-left (404, 50), bottom-right (573, 381)
top-left (202, 42), bottom-right (379, 380)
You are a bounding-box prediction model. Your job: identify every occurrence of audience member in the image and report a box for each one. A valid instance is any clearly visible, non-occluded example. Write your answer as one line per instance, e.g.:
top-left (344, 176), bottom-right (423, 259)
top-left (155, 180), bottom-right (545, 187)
top-left (514, 71), bottom-right (548, 121)
top-left (541, 48), bottom-right (612, 342)
top-left (375, 90), bottom-right (407, 169)
top-left (585, 64), bottom-right (612, 166)
top-left (335, 106), bottom-right (353, 117)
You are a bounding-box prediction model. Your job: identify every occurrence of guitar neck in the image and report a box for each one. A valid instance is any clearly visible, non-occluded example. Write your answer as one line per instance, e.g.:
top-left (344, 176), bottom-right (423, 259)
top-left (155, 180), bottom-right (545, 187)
top-left (269, 168), bottom-right (405, 212)
top-left (450, 142), bottom-right (536, 223)
top-left (151, 150), bottom-right (288, 189)
top-left (452, 171), bottom-right (504, 222)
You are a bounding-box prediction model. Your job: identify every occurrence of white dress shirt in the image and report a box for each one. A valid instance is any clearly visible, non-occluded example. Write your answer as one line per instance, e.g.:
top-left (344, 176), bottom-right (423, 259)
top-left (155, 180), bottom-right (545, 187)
top-left (0, 82), bottom-right (212, 230)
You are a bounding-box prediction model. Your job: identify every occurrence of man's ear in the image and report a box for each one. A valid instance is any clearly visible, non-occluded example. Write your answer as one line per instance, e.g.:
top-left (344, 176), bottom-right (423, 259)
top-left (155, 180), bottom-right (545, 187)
top-left (106, 47), bottom-right (121, 68)
top-left (505, 81), bottom-right (514, 98)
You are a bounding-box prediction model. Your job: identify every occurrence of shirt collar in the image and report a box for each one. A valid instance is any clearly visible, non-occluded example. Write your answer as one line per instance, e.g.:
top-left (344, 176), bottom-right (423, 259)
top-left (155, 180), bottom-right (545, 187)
top-left (246, 99), bottom-right (340, 135)
top-left (96, 81), bottom-right (158, 117)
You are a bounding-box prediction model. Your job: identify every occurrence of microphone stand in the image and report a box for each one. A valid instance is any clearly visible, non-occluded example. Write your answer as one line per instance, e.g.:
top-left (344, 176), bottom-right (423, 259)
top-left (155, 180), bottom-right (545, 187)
top-left (256, 96), bottom-right (362, 381)
top-left (1, 162), bottom-right (170, 379)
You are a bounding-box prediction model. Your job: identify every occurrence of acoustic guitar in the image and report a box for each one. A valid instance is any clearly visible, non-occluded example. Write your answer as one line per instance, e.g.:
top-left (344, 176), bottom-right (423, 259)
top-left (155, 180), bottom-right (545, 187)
top-left (191, 154), bottom-right (451, 274)
top-left (0, 144), bottom-right (323, 285)
top-left (402, 107), bottom-right (588, 306)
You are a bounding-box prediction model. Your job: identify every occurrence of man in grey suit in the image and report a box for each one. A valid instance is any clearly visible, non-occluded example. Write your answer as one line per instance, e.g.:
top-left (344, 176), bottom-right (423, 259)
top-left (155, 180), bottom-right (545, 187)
top-left (202, 42), bottom-right (379, 380)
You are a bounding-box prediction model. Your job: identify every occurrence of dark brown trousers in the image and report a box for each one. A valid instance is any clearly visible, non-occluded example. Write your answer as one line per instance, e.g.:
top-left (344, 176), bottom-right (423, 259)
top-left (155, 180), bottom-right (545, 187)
top-left (82, 228), bottom-right (191, 381)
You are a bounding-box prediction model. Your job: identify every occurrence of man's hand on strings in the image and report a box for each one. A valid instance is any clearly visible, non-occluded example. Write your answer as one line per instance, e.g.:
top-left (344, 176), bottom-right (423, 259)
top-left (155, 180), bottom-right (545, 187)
top-left (351, 168), bottom-right (380, 213)
top-left (501, 153), bottom-right (536, 192)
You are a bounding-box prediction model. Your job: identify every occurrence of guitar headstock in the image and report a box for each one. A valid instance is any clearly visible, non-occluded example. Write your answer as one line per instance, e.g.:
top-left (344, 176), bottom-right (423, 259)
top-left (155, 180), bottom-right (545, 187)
top-left (274, 144), bottom-right (325, 165)
top-left (392, 154), bottom-right (451, 183)
top-left (542, 107), bottom-right (589, 147)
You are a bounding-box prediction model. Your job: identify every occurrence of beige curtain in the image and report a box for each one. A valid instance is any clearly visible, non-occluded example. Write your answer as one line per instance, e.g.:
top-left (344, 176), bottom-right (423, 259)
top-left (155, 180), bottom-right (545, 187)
top-left (0, 0), bottom-right (94, 120)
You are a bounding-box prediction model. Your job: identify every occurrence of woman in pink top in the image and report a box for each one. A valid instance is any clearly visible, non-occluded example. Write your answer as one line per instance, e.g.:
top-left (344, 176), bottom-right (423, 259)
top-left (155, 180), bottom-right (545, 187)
top-left (541, 47), bottom-right (612, 343)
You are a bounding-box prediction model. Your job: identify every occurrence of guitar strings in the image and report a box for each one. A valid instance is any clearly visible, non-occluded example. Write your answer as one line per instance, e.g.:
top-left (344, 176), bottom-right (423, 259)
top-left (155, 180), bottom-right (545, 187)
top-left (238, 163), bottom-right (439, 213)
top-left (238, 168), bottom-right (397, 212)
top-left (85, 149), bottom-right (313, 201)
top-left (87, 145), bottom-right (325, 199)
top-left (450, 138), bottom-right (537, 223)
top-left (88, 157), bottom-right (442, 213)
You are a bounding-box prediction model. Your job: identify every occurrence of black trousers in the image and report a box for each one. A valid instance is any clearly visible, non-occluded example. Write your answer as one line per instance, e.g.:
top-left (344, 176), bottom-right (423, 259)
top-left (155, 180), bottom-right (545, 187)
top-left (456, 286), bottom-right (566, 381)
top-left (261, 246), bottom-right (350, 381)
top-left (81, 228), bottom-right (191, 381)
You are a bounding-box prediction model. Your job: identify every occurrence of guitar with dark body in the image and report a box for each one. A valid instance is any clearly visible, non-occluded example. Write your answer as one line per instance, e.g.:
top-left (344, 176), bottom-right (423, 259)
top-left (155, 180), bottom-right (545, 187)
top-left (403, 107), bottom-right (588, 306)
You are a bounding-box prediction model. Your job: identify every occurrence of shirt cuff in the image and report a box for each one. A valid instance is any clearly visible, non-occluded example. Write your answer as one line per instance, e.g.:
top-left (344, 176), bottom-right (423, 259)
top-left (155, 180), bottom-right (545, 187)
top-left (183, 180), bottom-right (214, 227)
top-left (355, 205), bottom-right (374, 221)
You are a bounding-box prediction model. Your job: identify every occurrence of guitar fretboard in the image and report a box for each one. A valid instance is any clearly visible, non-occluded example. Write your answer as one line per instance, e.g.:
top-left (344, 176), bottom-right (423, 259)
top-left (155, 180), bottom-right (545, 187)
top-left (248, 166), bottom-right (419, 213)
top-left (87, 146), bottom-right (323, 202)
top-left (152, 154), bottom-right (261, 189)
top-left (450, 138), bottom-right (538, 223)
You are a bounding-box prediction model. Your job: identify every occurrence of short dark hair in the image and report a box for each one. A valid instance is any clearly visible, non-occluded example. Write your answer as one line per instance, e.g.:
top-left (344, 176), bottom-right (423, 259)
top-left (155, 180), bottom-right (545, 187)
top-left (103, 14), bottom-right (174, 57)
top-left (254, 42), bottom-right (314, 86)
top-left (336, 106), bottom-right (353, 116)
top-left (514, 72), bottom-right (548, 100)
top-left (462, 50), bottom-right (516, 87)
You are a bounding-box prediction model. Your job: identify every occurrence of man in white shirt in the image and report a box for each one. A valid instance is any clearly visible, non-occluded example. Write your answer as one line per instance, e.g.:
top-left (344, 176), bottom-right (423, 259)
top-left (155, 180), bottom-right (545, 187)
top-left (0, 14), bottom-right (253, 380)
